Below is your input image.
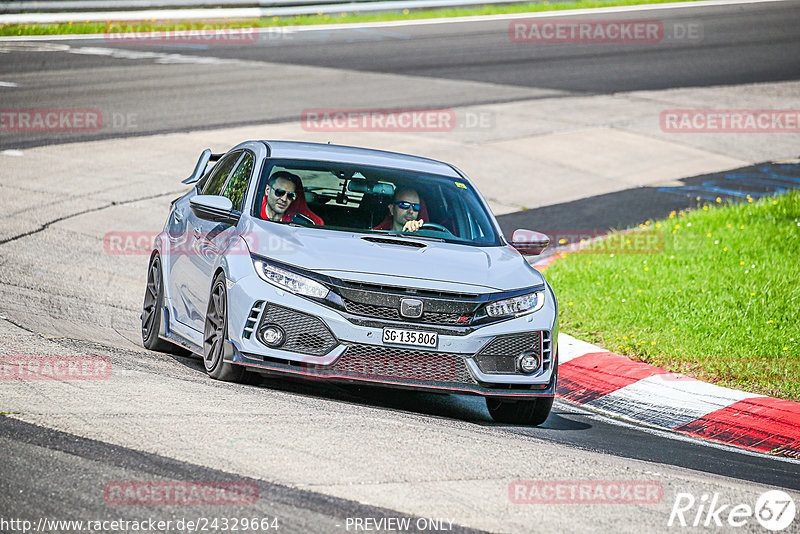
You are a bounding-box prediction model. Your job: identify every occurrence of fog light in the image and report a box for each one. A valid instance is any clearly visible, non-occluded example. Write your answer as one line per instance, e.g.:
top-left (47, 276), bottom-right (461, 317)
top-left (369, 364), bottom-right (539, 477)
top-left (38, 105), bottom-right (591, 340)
top-left (258, 324), bottom-right (285, 347)
top-left (517, 351), bottom-right (542, 374)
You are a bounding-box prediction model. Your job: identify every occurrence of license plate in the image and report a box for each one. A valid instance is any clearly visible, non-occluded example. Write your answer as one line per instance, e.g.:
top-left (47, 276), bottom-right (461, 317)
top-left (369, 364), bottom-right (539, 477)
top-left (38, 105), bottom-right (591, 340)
top-left (382, 328), bottom-right (438, 348)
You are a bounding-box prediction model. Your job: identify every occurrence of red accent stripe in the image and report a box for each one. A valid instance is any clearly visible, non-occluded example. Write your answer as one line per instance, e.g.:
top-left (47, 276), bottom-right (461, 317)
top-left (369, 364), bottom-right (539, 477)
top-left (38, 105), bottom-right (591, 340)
top-left (675, 397), bottom-right (800, 455)
top-left (557, 352), bottom-right (669, 404)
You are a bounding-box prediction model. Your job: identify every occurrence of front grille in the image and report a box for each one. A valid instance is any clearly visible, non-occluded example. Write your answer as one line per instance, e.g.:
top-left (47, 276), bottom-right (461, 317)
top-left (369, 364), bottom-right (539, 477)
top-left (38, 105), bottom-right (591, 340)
top-left (474, 333), bottom-right (542, 374)
top-left (422, 311), bottom-right (465, 325)
top-left (318, 276), bottom-right (491, 327)
top-left (343, 301), bottom-right (400, 321)
top-left (322, 343), bottom-right (476, 384)
top-left (340, 280), bottom-right (479, 300)
top-left (258, 304), bottom-right (337, 356)
top-left (342, 300), bottom-right (465, 325)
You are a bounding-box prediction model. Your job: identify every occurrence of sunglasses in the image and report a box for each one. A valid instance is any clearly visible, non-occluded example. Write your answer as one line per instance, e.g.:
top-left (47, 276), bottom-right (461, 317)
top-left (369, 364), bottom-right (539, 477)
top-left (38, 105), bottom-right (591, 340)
top-left (271, 187), bottom-right (297, 201)
top-left (394, 201), bottom-right (421, 211)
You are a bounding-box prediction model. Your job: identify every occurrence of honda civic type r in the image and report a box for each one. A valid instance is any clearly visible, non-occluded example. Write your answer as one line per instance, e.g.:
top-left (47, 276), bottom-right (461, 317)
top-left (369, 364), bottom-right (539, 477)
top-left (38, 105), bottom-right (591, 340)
top-left (142, 140), bottom-right (558, 425)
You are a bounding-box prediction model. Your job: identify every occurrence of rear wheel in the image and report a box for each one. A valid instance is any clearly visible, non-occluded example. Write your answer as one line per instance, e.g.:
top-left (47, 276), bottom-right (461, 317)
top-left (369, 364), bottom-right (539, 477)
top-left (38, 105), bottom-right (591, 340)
top-left (141, 254), bottom-right (174, 352)
top-left (203, 272), bottom-right (245, 382)
top-left (486, 396), bottom-right (553, 426)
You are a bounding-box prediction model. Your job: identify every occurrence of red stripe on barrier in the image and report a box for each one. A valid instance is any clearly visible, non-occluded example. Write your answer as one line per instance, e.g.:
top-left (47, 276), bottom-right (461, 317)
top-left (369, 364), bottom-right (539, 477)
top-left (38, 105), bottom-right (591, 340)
top-left (557, 352), bottom-right (669, 404)
top-left (675, 397), bottom-right (800, 455)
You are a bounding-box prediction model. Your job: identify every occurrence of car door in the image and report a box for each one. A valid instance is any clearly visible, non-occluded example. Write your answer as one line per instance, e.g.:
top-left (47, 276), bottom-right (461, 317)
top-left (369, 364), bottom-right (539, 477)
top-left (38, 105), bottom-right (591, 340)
top-left (191, 149), bottom-right (255, 297)
top-left (186, 151), bottom-right (256, 333)
top-left (168, 151), bottom-right (242, 331)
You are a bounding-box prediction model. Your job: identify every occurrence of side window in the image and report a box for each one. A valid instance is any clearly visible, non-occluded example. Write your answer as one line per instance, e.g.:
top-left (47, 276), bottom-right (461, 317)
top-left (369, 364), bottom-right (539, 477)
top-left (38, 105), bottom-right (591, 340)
top-left (195, 161), bottom-right (215, 191)
top-left (222, 152), bottom-right (254, 212)
top-left (202, 151), bottom-right (241, 196)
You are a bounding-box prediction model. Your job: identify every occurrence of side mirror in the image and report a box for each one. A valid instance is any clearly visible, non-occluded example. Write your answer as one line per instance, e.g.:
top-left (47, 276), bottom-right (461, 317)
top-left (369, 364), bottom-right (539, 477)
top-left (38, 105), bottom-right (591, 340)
top-left (510, 229), bottom-right (550, 256)
top-left (190, 195), bottom-right (239, 225)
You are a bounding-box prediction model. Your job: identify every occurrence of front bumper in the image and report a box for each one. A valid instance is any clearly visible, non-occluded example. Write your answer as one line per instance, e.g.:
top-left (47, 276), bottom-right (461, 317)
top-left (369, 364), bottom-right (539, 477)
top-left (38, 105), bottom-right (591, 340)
top-left (225, 273), bottom-right (558, 398)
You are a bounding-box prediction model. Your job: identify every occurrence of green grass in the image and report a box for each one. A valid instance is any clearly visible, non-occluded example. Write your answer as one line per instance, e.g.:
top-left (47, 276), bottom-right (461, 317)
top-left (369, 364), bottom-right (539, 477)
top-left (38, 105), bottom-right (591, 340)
top-left (1, 0), bottom-right (703, 36)
top-left (546, 192), bottom-right (800, 400)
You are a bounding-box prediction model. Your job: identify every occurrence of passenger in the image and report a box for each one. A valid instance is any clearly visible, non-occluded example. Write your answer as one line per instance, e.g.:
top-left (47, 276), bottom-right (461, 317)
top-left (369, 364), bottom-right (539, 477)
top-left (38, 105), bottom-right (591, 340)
top-left (373, 187), bottom-right (426, 233)
top-left (260, 171), bottom-right (324, 225)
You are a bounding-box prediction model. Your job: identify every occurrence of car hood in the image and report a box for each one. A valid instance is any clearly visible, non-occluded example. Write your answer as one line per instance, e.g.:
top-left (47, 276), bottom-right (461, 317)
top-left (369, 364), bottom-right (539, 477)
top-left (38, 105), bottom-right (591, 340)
top-left (244, 220), bottom-right (544, 293)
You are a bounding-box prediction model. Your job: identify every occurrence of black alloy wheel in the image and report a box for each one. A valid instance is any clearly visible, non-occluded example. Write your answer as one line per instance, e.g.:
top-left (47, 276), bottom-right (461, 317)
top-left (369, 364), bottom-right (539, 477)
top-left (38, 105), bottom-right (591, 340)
top-left (203, 272), bottom-right (245, 382)
top-left (142, 254), bottom-right (173, 352)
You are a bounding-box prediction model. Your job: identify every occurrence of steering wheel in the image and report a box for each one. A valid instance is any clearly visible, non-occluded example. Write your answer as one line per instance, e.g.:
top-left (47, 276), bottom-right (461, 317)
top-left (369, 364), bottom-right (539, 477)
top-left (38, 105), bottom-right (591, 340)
top-left (420, 222), bottom-right (452, 235)
top-left (290, 213), bottom-right (316, 225)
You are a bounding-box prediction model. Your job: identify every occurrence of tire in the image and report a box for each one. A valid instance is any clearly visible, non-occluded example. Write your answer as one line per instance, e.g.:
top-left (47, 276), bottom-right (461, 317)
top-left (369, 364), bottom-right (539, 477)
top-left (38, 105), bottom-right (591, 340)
top-left (141, 254), bottom-right (175, 352)
top-left (486, 396), bottom-right (554, 426)
top-left (203, 272), bottom-right (245, 382)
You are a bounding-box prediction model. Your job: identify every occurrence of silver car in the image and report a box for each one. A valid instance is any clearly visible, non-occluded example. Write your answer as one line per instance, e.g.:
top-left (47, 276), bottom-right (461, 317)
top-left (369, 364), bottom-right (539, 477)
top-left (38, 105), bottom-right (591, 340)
top-left (142, 141), bottom-right (558, 425)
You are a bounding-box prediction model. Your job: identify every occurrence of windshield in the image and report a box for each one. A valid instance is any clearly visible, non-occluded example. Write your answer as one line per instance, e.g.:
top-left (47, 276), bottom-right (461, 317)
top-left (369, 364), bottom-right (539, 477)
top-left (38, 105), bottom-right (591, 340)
top-left (253, 158), bottom-right (502, 246)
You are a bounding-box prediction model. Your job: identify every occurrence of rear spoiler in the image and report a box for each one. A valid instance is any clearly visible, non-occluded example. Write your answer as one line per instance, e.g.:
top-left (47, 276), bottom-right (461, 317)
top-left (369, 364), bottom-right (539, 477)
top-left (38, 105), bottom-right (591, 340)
top-left (182, 149), bottom-right (224, 184)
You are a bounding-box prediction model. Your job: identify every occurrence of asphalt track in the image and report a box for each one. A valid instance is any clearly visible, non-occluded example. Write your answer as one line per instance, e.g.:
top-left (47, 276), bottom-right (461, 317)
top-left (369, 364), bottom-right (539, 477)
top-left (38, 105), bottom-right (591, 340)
top-left (0, 417), bottom-right (473, 534)
top-left (1, 0), bottom-right (799, 148)
top-left (2, 1), bottom-right (800, 532)
top-left (495, 161), bottom-right (800, 235)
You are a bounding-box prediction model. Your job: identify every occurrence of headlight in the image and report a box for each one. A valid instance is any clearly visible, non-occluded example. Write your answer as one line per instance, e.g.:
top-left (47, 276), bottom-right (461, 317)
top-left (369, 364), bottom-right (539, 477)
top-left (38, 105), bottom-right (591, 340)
top-left (253, 260), bottom-right (329, 299)
top-left (485, 291), bottom-right (545, 317)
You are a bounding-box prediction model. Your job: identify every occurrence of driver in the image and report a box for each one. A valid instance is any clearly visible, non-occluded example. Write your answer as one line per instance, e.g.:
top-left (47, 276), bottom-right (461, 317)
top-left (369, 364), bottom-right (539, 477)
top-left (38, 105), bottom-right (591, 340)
top-left (263, 171), bottom-right (298, 221)
top-left (375, 187), bottom-right (425, 232)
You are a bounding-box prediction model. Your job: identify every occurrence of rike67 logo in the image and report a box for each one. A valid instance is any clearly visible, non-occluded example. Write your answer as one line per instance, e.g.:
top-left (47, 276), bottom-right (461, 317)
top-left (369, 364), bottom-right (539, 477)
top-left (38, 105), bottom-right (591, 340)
top-left (668, 490), bottom-right (796, 531)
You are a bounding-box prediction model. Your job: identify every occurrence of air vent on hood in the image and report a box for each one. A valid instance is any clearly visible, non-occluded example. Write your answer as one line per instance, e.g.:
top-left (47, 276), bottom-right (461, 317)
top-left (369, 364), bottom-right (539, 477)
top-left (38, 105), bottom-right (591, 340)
top-left (361, 236), bottom-right (427, 248)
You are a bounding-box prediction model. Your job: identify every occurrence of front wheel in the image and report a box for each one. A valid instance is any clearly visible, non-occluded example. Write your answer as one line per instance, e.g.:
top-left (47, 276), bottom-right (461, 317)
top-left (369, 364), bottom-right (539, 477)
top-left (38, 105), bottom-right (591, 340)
top-left (141, 254), bottom-right (174, 352)
top-left (203, 272), bottom-right (245, 382)
top-left (486, 396), bottom-right (553, 426)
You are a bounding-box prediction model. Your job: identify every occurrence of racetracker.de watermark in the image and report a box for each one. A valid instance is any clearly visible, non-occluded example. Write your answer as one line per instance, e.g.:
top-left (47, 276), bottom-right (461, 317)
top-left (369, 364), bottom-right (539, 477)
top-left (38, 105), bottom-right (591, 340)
top-left (1, 355), bottom-right (111, 380)
top-left (300, 108), bottom-right (495, 132)
top-left (104, 25), bottom-right (260, 45)
top-left (660, 109), bottom-right (800, 133)
top-left (302, 109), bottom-right (454, 132)
top-left (1, 108), bottom-right (138, 133)
top-left (104, 481), bottom-right (259, 506)
top-left (0, 109), bottom-right (101, 133)
top-left (509, 19), bottom-right (702, 43)
top-left (103, 231), bottom-right (290, 255)
top-left (542, 229), bottom-right (664, 254)
top-left (509, 480), bottom-right (663, 504)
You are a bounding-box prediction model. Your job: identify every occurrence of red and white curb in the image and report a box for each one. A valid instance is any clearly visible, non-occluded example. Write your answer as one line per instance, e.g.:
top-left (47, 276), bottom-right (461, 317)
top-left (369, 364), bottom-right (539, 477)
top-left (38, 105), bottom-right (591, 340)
top-left (533, 255), bottom-right (800, 457)
top-left (556, 335), bottom-right (800, 457)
